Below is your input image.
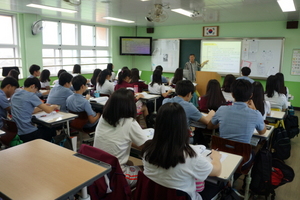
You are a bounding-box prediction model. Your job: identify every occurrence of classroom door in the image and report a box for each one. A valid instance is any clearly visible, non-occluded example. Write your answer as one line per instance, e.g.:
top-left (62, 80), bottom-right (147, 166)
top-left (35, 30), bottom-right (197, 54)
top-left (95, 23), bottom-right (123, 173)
top-left (179, 40), bottom-right (201, 69)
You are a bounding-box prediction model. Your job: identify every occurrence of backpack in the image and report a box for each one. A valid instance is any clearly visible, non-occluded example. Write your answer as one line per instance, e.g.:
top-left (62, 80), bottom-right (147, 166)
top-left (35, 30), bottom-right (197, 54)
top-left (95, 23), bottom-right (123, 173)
top-left (271, 158), bottom-right (294, 189)
top-left (52, 130), bottom-right (73, 150)
top-left (284, 114), bottom-right (299, 139)
top-left (270, 127), bottom-right (291, 160)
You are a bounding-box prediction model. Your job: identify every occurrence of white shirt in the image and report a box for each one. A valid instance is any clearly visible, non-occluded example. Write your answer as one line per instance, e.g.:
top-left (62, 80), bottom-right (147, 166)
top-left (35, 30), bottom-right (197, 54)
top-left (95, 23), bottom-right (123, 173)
top-left (148, 83), bottom-right (165, 94)
top-left (265, 91), bottom-right (288, 111)
top-left (110, 71), bottom-right (116, 82)
top-left (263, 101), bottom-right (271, 120)
top-left (222, 91), bottom-right (234, 102)
top-left (96, 79), bottom-right (114, 95)
top-left (94, 117), bottom-right (148, 172)
top-left (40, 81), bottom-right (50, 88)
top-left (143, 145), bottom-right (213, 200)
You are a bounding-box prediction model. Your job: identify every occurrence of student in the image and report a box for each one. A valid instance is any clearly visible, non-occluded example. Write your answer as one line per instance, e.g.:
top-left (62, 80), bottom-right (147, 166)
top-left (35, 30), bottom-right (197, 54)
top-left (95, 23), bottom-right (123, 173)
top-left (91, 69), bottom-right (101, 89)
top-left (150, 65), bottom-right (168, 83)
top-left (275, 72), bottom-right (289, 101)
top-left (163, 80), bottom-right (215, 126)
top-left (264, 75), bottom-right (288, 111)
top-left (53, 69), bottom-right (67, 86)
top-left (252, 81), bottom-right (271, 120)
top-left (209, 79), bottom-right (266, 144)
top-left (130, 68), bottom-right (148, 92)
top-left (116, 66), bottom-right (129, 81)
top-left (11, 77), bottom-right (58, 143)
top-left (93, 88), bottom-right (148, 187)
top-left (39, 69), bottom-right (51, 90)
top-left (169, 68), bottom-right (185, 87)
top-left (199, 79), bottom-right (226, 112)
top-left (148, 69), bottom-right (172, 97)
top-left (47, 72), bottom-right (73, 112)
top-left (184, 54), bottom-right (202, 82)
top-left (142, 102), bottom-right (221, 200)
top-left (114, 69), bottom-right (134, 91)
top-left (28, 64), bottom-right (41, 78)
top-left (72, 64), bottom-right (81, 75)
top-left (0, 77), bottom-right (19, 129)
top-left (221, 74), bottom-right (236, 102)
top-left (96, 69), bottom-right (114, 96)
top-left (237, 67), bottom-right (254, 83)
top-left (7, 69), bottom-right (20, 81)
top-left (66, 75), bottom-right (100, 128)
top-left (107, 63), bottom-right (116, 81)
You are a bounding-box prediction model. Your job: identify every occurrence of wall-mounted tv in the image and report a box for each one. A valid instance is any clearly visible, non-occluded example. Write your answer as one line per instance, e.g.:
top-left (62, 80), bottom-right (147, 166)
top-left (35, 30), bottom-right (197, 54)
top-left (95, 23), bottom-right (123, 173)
top-left (120, 37), bottom-right (152, 56)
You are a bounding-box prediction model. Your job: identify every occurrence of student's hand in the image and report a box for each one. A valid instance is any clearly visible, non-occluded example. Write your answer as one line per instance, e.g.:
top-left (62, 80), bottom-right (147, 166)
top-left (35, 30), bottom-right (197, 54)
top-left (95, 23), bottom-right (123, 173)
top-left (208, 110), bottom-right (215, 116)
top-left (85, 94), bottom-right (91, 100)
top-left (247, 99), bottom-right (256, 110)
top-left (210, 150), bottom-right (221, 160)
top-left (136, 94), bottom-right (144, 99)
top-left (50, 104), bottom-right (59, 110)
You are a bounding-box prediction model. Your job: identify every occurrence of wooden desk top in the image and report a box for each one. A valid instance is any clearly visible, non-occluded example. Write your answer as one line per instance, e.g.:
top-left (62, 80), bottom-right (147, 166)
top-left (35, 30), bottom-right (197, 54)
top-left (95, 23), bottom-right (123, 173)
top-left (253, 125), bottom-right (275, 139)
top-left (137, 92), bottom-right (161, 100)
top-left (32, 111), bottom-right (78, 125)
top-left (216, 151), bottom-right (242, 181)
top-left (0, 139), bottom-right (111, 200)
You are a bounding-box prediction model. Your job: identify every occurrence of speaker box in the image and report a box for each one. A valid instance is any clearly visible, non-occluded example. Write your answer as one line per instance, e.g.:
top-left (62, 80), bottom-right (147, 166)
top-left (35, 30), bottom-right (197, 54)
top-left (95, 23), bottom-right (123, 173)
top-left (286, 21), bottom-right (298, 29)
top-left (147, 28), bottom-right (154, 33)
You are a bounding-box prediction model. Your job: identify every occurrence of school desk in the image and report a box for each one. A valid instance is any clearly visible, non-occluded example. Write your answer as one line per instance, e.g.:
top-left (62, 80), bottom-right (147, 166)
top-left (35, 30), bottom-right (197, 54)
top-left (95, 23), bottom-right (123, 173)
top-left (267, 110), bottom-right (286, 120)
top-left (0, 139), bottom-right (111, 200)
top-left (137, 92), bottom-right (161, 114)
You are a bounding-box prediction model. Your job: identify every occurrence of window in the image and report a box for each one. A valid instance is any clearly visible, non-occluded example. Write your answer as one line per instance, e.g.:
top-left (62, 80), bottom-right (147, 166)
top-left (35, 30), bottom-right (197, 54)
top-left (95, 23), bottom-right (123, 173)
top-left (42, 21), bottom-right (110, 75)
top-left (0, 15), bottom-right (22, 78)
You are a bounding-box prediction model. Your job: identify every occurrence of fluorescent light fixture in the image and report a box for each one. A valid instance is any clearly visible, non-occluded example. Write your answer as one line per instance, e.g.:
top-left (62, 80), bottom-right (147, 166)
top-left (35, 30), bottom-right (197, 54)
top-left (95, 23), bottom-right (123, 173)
top-left (103, 17), bottom-right (135, 23)
top-left (27, 4), bottom-right (77, 13)
top-left (277, 0), bottom-right (296, 12)
top-left (171, 8), bottom-right (193, 17)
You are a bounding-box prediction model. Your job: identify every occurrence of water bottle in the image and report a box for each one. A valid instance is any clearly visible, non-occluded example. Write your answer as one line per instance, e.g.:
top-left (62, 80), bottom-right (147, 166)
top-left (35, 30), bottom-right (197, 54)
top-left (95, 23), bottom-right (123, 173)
top-left (95, 91), bottom-right (100, 98)
top-left (134, 85), bottom-right (138, 93)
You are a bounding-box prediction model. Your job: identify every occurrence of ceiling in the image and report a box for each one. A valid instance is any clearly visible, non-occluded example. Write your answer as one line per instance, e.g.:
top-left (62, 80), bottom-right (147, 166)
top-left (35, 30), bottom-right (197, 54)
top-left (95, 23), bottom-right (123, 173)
top-left (0, 0), bottom-right (300, 27)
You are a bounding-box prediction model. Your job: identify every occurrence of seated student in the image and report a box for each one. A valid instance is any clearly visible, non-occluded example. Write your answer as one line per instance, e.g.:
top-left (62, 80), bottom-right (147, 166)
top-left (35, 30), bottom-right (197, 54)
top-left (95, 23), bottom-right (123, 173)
top-left (93, 88), bottom-right (148, 188)
top-left (47, 72), bottom-right (73, 112)
top-left (114, 69), bottom-right (134, 91)
top-left (115, 66), bottom-right (129, 81)
top-left (169, 68), bottom-right (185, 87)
top-left (252, 81), bottom-right (271, 120)
top-left (209, 79), bottom-right (266, 144)
top-left (28, 64), bottom-right (49, 96)
top-left (7, 69), bottom-right (20, 81)
top-left (39, 69), bottom-right (51, 90)
top-left (221, 74), bottom-right (236, 102)
top-left (275, 72), bottom-right (289, 101)
top-left (237, 67), bottom-right (254, 83)
top-left (66, 75), bottom-right (100, 128)
top-left (0, 77), bottom-right (19, 129)
top-left (264, 75), bottom-right (288, 111)
top-left (150, 65), bottom-right (168, 83)
top-left (142, 103), bottom-right (222, 200)
top-left (11, 77), bottom-right (58, 143)
top-left (90, 69), bottom-right (101, 89)
top-left (130, 68), bottom-right (148, 92)
top-left (96, 69), bottom-right (114, 96)
top-left (53, 69), bottom-right (67, 86)
top-left (199, 79), bottom-right (227, 112)
top-left (148, 69), bottom-right (172, 97)
top-left (107, 63), bottom-right (116, 81)
top-left (72, 64), bottom-right (81, 76)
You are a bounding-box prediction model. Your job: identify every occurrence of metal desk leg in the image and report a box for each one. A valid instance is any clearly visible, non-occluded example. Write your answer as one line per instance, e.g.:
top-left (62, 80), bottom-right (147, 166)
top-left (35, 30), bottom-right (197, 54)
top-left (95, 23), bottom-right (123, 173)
top-left (153, 99), bottom-right (157, 114)
top-left (67, 121), bottom-right (70, 136)
top-left (79, 187), bottom-right (90, 200)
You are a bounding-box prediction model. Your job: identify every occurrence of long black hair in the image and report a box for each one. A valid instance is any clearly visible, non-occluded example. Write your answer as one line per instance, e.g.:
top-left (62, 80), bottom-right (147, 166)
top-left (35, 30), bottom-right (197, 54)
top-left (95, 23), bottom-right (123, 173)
top-left (142, 103), bottom-right (196, 169)
top-left (39, 69), bottom-right (51, 82)
top-left (73, 64), bottom-right (81, 74)
top-left (117, 69), bottom-right (131, 84)
top-left (150, 69), bottom-right (162, 87)
top-left (205, 79), bottom-right (226, 111)
top-left (252, 81), bottom-right (265, 116)
top-left (265, 75), bottom-right (278, 98)
top-left (275, 72), bottom-right (287, 96)
top-left (91, 69), bottom-right (101, 86)
top-left (222, 74), bottom-right (236, 92)
top-left (130, 68), bottom-right (140, 83)
top-left (107, 63), bottom-right (113, 72)
top-left (97, 69), bottom-right (112, 86)
top-left (172, 68), bottom-right (183, 85)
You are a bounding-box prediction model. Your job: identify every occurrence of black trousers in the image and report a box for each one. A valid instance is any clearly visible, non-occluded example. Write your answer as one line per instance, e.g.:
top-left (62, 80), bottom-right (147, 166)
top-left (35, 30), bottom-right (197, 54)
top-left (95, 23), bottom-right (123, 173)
top-left (19, 126), bottom-right (56, 143)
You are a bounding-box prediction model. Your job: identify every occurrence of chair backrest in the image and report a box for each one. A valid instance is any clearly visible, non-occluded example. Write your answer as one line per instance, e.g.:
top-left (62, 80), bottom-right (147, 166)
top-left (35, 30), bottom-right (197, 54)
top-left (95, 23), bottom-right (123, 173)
top-left (69, 111), bottom-right (89, 131)
top-left (211, 135), bottom-right (252, 174)
top-left (134, 171), bottom-right (191, 200)
top-left (78, 144), bottom-right (131, 200)
top-left (100, 93), bottom-right (110, 97)
top-left (0, 118), bottom-right (18, 146)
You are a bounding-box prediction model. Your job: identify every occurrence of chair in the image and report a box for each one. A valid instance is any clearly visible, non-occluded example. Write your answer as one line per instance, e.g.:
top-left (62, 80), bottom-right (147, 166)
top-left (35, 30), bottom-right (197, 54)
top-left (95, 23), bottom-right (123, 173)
top-left (100, 93), bottom-right (110, 97)
top-left (134, 171), bottom-right (191, 200)
top-left (0, 118), bottom-right (18, 147)
top-left (211, 135), bottom-right (253, 200)
top-left (78, 144), bottom-right (132, 200)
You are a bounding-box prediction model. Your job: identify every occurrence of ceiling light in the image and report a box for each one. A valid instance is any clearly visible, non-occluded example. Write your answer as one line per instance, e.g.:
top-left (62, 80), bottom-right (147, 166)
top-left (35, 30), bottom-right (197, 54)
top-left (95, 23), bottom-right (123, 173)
top-left (27, 4), bottom-right (77, 13)
top-left (171, 8), bottom-right (193, 17)
top-left (277, 0), bottom-right (296, 12)
top-left (103, 17), bottom-right (135, 23)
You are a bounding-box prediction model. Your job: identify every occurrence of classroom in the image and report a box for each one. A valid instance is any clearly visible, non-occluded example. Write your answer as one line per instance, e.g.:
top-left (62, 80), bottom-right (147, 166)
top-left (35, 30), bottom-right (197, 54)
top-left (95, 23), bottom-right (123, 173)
top-left (0, 0), bottom-right (299, 199)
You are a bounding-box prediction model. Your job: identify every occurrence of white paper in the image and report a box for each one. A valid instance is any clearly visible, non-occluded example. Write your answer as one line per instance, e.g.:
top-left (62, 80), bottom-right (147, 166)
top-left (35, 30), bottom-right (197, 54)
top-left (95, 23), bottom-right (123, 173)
top-left (33, 111), bottom-right (63, 122)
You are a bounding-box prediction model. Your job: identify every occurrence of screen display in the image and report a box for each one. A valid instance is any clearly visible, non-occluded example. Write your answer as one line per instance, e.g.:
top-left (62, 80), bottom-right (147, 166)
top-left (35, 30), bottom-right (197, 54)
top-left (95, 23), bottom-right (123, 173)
top-left (120, 37), bottom-right (152, 56)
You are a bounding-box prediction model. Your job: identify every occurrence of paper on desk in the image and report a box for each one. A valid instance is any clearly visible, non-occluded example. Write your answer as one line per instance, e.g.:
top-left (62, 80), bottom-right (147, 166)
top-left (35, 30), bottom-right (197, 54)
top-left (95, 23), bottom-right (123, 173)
top-left (143, 128), bottom-right (154, 139)
top-left (195, 145), bottom-right (228, 162)
top-left (90, 97), bottom-right (109, 104)
top-left (33, 111), bottom-right (63, 121)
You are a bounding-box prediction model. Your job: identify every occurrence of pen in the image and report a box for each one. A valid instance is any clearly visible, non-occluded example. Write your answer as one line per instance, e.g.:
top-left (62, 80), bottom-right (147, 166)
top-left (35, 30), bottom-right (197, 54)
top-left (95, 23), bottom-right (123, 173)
top-left (206, 148), bottom-right (218, 157)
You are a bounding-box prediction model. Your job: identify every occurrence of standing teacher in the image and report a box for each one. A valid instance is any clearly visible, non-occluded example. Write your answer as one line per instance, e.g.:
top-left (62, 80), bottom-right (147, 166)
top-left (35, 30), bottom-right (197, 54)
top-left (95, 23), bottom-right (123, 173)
top-left (184, 54), bottom-right (207, 82)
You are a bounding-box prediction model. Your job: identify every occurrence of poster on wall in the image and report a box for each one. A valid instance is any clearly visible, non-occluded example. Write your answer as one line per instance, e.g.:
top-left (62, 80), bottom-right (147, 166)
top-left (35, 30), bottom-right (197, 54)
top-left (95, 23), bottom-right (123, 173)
top-left (291, 49), bottom-right (300, 75)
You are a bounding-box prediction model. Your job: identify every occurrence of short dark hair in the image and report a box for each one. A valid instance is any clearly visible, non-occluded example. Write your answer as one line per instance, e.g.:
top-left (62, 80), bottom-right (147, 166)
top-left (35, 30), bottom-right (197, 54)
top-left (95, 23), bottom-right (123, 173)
top-left (71, 75), bottom-right (87, 91)
top-left (24, 77), bottom-right (41, 90)
top-left (175, 80), bottom-right (195, 97)
top-left (241, 67), bottom-right (251, 76)
top-left (150, 69), bottom-right (162, 87)
top-left (155, 65), bottom-right (163, 72)
top-left (98, 69), bottom-right (112, 86)
top-left (29, 64), bottom-right (40, 75)
top-left (222, 74), bottom-right (236, 92)
top-left (57, 69), bottom-right (67, 78)
top-left (7, 69), bottom-right (20, 81)
top-left (117, 69), bottom-right (131, 85)
top-left (102, 88), bottom-right (136, 127)
top-left (1, 77), bottom-right (19, 89)
top-left (59, 72), bottom-right (73, 86)
top-left (39, 69), bottom-right (51, 83)
top-left (189, 54), bottom-right (195, 57)
top-left (231, 79), bottom-right (253, 102)
top-left (142, 102), bottom-right (196, 169)
top-left (73, 64), bottom-right (81, 74)
top-left (107, 63), bottom-right (113, 72)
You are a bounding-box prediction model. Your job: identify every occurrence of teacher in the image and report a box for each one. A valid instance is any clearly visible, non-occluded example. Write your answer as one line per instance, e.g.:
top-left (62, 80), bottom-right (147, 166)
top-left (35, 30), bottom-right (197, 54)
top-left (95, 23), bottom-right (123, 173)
top-left (184, 54), bottom-right (202, 82)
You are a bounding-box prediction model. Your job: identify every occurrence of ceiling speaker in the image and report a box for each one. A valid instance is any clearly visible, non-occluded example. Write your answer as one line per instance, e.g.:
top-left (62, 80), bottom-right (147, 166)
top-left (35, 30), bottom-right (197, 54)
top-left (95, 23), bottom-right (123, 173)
top-left (147, 28), bottom-right (154, 33)
top-left (286, 21), bottom-right (298, 29)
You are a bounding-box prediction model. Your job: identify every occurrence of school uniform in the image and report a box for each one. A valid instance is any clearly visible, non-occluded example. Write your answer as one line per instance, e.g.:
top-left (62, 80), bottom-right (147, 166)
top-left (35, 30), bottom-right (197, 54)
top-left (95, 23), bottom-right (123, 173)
top-left (211, 102), bottom-right (265, 144)
top-left (265, 91), bottom-right (288, 110)
top-left (263, 101), bottom-right (271, 120)
top-left (236, 76), bottom-right (254, 83)
top-left (150, 75), bottom-right (168, 83)
top-left (114, 82), bottom-right (134, 91)
top-left (47, 85), bottom-right (73, 112)
top-left (96, 79), bottom-right (114, 95)
top-left (40, 81), bottom-right (50, 88)
top-left (94, 116), bottom-right (148, 187)
top-left (143, 145), bottom-right (213, 200)
top-left (110, 71), bottom-right (116, 81)
top-left (66, 93), bottom-right (98, 127)
top-left (0, 90), bottom-right (10, 129)
top-left (148, 83), bottom-right (165, 94)
top-left (222, 91), bottom-right (234, 102)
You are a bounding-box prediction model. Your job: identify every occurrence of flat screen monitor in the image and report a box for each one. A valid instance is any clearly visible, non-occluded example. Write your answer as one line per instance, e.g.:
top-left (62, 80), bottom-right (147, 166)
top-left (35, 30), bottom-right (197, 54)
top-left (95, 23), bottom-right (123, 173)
top-left (120, 37), bottom-right (152, 56)
top-left (2, 66), bottom-right (20, 77)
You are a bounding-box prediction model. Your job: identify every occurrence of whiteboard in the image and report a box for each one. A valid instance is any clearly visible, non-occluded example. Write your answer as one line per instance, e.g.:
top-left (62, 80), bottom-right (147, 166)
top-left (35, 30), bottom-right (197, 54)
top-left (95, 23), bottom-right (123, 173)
top-left (151, 39), bottom-right (180, 72)
top-left (201, 40), bottom-right (242, 75)
top-left (241, 39), bottom-right (284, 78)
